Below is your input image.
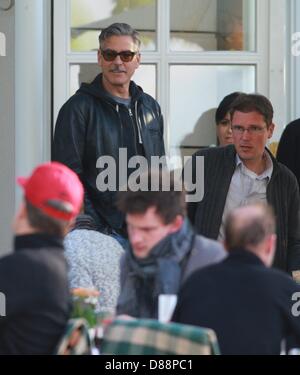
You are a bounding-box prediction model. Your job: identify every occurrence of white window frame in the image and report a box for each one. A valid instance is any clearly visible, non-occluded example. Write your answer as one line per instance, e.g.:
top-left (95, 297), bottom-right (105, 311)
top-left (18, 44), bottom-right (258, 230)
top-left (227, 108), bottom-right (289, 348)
top-left (53, 0), bottom-right (287, 152)
top-left (288, 0), bottom-right (300, 121)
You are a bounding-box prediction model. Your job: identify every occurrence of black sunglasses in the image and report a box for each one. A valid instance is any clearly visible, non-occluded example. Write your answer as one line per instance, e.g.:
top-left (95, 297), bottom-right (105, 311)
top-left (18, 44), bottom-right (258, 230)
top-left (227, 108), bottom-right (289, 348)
top-left (100, 49), bottom-right (138, 62)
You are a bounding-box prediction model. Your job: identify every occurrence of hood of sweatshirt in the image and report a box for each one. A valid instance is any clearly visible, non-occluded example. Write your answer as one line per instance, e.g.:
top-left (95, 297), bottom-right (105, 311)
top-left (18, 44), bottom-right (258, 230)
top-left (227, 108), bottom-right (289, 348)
top-left (77, 73), bottom-right (144, 105)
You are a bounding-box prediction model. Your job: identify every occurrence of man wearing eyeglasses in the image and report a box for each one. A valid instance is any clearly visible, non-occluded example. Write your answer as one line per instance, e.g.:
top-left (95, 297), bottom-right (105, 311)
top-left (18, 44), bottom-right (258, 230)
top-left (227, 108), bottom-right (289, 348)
top-left (53, 23), bottom-right (165, 247)
top-left (186, 93), bottom-right (300, 274)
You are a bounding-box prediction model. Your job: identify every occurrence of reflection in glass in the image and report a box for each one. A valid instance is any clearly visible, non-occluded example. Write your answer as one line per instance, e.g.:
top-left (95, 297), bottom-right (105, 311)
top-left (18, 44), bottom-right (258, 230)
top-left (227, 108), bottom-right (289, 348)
top-left (70, 63), bottom-right (156, 99)
top-left (70, 0), bottom-right (157, 52)
top-left (170, 0), bottom-right (256, 51)
top-left (169, 65), bottom-right (255, 163)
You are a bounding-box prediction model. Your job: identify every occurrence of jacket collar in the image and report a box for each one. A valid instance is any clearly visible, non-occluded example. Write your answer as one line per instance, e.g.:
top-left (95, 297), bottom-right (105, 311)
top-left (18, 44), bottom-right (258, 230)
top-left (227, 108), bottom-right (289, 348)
top-left (225, 248), bottom-right (266, 267)
top-left (14, 233), bottom-right (64, 252)
top-left (77, 74), bottom-right (143, 104)
top-left (224, 144), bottom-right (279, 178)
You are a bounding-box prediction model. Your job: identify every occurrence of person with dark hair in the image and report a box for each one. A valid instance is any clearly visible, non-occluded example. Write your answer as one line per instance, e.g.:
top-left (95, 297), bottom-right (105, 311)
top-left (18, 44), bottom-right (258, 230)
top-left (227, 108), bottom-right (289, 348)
top-left (64, 214), bottom-right (124, 313)
top-left (277, 118), bottom-right (300, 188)
top-left (186, 93), bottom-right (300, 273)
top-left (215, 92), bottom-right (243, 146)
top-left (116, 171), bottom-right (226, 319)
top-left (53, 23), bottom-right (165, 247)
top-left (0, 162), bottom-right (84, 354)
top-left (173, 203), bottom-right (300, 355)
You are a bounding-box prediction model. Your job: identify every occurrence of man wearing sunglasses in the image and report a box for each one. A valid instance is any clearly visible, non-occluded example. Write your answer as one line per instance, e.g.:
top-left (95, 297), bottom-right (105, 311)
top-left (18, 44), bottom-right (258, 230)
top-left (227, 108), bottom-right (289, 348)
top-left (53, 23), bottom-right (165, 247)
top-left (185, 93), bottom-right (300, 274)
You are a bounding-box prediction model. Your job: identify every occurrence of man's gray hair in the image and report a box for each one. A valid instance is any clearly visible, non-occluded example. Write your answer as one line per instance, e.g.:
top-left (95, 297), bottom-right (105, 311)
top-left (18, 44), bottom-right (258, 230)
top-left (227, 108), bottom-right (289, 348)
top-left (99, 23), bottom-right (141, 50)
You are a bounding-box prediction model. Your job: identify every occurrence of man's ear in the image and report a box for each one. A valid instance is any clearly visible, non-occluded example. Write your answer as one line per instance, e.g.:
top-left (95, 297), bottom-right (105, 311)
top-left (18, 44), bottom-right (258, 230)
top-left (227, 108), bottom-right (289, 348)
top-left (266, 233), bottom-right (277, 255)
top-left (134, 52), bottom-right (141, 69)
top-left (223, 240), bottom-right (230, 252)
top-left (97, 49), bottom-right (102, 68)
top-left (268, 122), bottom-right (275, 139)
top-left (17, 201), bottom-right (28, 220)
top-left (263, 233), bottom-right (277, 267)
top-left (63, 218), bottom-right (76, 237)
top-left (169, 215), bottom-right (184, 233)
top-left (12, 201), bottom-right (28, 233)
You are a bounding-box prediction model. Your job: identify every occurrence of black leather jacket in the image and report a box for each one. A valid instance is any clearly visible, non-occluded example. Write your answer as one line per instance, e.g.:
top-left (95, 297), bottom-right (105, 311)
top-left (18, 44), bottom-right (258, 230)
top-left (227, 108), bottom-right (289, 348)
top-left (53, 74), bottom-right (165, 233)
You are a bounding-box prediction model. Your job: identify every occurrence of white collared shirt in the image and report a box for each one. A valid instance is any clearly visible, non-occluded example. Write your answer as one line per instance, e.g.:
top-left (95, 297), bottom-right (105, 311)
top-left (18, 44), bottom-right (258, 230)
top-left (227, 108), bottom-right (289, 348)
top-left (218, 152), bottom-right (273, 241)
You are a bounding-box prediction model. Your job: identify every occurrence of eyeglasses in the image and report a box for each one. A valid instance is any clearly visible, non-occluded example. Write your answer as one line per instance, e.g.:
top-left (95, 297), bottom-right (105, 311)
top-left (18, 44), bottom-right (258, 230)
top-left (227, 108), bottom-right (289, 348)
top-left (231, 125), bottom-right (267, 135)
top-left (100, 49), bottom-right (138, 62)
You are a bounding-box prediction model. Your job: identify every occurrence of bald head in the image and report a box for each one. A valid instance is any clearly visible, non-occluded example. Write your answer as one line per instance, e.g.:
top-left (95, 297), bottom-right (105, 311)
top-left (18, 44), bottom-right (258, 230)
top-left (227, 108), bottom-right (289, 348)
top-left (224, 203), bottom-right (276, 265)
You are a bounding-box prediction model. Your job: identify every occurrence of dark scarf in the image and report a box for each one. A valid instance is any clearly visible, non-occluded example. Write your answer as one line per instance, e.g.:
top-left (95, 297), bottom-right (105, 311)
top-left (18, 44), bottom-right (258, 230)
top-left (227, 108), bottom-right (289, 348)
top-left (117, 219), bottom-right (195, 318)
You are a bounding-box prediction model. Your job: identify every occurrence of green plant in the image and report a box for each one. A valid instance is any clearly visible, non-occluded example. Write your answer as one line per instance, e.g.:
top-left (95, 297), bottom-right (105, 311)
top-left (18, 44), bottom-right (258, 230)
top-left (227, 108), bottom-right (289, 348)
top-left (70, 288), bottom-right (99, 328)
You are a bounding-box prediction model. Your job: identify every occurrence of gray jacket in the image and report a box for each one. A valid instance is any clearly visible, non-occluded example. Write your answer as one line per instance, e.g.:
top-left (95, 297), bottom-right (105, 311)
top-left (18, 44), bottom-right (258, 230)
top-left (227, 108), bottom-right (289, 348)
top-left (117, 220), bottom-right (226, 319)
top-left (182, 234), bottom-right (226, 284)
top-left (64, 229), bottom-right (124, 313)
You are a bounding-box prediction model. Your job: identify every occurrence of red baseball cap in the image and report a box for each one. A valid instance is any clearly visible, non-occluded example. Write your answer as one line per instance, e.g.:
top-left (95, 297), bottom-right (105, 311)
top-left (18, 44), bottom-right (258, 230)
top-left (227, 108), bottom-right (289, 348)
top-left (17, 162), bottom-right (84, 221)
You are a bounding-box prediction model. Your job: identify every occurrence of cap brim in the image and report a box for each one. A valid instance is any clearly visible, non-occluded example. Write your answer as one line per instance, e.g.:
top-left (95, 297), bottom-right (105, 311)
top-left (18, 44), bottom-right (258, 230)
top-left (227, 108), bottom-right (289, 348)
top-left (17, 176), bottom-right (28, 188)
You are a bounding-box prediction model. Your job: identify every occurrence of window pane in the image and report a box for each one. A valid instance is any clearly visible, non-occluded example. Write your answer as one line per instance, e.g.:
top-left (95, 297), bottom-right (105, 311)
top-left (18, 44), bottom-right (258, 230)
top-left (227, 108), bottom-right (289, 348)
top-left (70, 64), bottom-right (156, 99)
top-left (70, 0), bottom-right (157, 52)
top-left (170, 0), bottom-right (256, 51)
top-left (169, 65), bottom-right (255, 162)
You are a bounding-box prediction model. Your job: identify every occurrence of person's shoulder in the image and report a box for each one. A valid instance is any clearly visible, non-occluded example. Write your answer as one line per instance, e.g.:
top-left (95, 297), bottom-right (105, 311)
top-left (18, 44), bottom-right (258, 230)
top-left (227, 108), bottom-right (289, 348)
top-left (192, 144), bottom-right (235, 159)
top-left (274, 157), bottom-right (299, 185)
top-left (183, 257), bottom-right (221, 286)
top-left (195, 234), bottom-right (223, 249)
top-left (0, 248), bottom-right (54, 274)
top-left (257, 266), bottom-right (300, 291)
top-left (56, 92), bottom-right (94, 121)
top-left (194, 235), bottom-right (226, 259)
top-left (182, 235), bottom-right (226, 283)
top-left (0, 252), bottom-right (18, 269)
top-left (63, 90), bottom-right (95, 108)
top-left (132, 83), bottom-right (160, 108)
top-left (89, 231), bottom-right (124, 254)
top-left (65, 229), bottom-right (124, 255)
top-left (284, 119), bottom-right (300, 133)
top-left (140, 91), bottom-right (161, 109)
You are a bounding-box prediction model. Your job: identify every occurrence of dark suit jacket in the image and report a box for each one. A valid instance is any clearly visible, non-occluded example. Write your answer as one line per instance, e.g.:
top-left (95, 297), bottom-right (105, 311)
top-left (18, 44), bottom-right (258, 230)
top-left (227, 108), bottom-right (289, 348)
top-left (277, 118), bottom-right (300, 188)
top-left (172, 249), bottom-right (300, 355)
top-left (186, 144), bottom-right (300, 273)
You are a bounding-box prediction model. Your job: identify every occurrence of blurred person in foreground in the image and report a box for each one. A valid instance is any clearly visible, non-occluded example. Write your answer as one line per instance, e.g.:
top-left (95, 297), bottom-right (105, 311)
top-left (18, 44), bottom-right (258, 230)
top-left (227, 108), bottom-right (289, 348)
top-left (116, 170), bottom-right (226, 319)
top-left (173, 203), bottom-right (300, 355)
top-left (64, 214), bottom-right (124, 314)
top-left (0, 162), bottom-right (83, 354)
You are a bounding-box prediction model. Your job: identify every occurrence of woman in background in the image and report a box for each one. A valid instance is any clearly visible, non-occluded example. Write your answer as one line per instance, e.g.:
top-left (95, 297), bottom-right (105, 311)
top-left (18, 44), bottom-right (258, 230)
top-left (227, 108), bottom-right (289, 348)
top-left (215, 92), bottom-right (243, 146)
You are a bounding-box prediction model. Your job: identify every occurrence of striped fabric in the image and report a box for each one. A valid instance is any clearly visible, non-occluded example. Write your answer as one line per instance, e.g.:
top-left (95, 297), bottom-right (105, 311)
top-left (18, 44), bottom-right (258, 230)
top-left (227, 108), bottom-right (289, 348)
top-left (101, 318), bottom-right (220, 355)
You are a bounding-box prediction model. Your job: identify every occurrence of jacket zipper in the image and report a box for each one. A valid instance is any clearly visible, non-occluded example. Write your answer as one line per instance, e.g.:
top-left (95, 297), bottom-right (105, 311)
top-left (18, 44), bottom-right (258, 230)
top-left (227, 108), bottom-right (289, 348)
top-left (128, 107), bottom-right (139, 155)
top-left (115, 104), bottom-right (124, 147)
top-left (133, 104), bottom-right (143, 144)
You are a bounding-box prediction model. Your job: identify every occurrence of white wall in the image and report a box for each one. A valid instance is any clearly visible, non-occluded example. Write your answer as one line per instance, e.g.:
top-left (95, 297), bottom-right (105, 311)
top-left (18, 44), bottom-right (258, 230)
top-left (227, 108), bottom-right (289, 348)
top-left (0, 2), bottom-right (15, 255)
top-left (15, 0), bottom-right (51, 208)
top-left (0, 0), bottom-right (51, 254)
